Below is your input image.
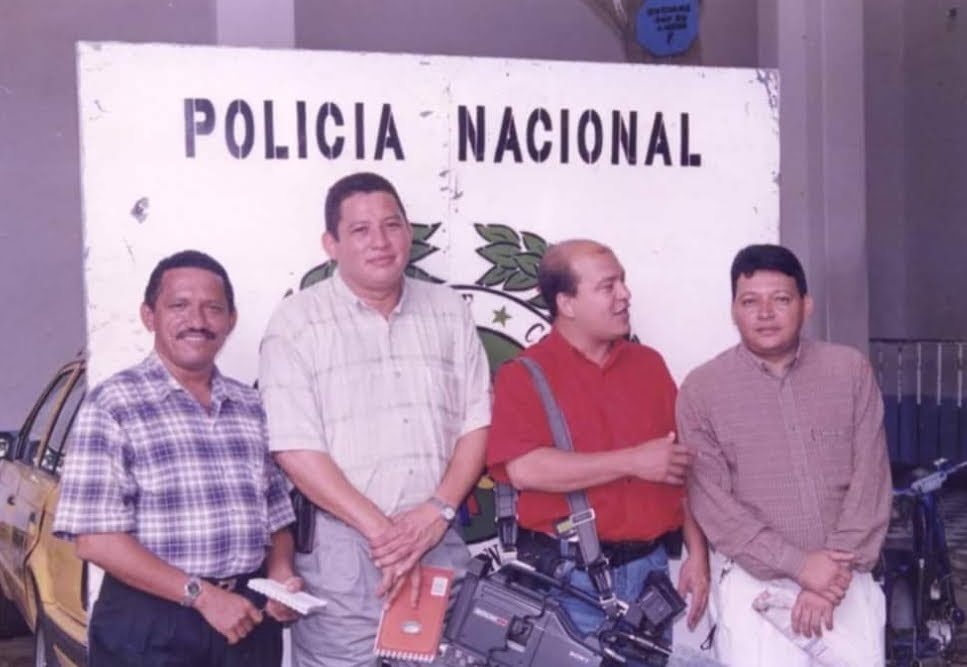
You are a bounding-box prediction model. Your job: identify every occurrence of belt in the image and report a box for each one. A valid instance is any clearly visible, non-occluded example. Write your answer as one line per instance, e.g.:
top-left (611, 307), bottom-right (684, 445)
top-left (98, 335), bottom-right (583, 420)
top-left (202, 569), bottom-right (261, 594)
top-left (517, 528), bottom-right (663, 570)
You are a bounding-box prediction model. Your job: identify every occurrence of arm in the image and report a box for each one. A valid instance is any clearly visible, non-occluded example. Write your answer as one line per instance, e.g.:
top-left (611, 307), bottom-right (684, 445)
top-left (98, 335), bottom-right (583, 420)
top-left (823, 357), bottom-right (893, 570)
top-left (274, 450), bottom-right (391, 542)
top-left (676, 498), bottom-right (710, 629)
top-left (76, 533), bottom-right (262, 644)
top-left (677, 379), bottom-right (807, 581)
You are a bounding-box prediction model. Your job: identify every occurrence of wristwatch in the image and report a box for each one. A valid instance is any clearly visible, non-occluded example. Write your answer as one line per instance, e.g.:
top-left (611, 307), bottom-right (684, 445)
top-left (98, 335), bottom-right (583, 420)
top-left (428, 496), bottom-right (456, 523)
top-left (182, 575), bottom-right (203, 607)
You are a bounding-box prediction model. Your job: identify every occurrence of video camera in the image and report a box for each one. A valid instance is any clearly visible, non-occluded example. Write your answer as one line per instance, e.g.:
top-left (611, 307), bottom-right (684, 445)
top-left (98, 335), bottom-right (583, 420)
top-left (441, 554), bottom-right (685, 666)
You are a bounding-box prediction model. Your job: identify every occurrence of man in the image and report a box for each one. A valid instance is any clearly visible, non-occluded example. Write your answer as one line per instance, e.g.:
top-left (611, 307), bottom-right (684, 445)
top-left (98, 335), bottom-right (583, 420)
top-left (677, 244), bottom-right (892, 666)
top-left (54, 250), bottom-right (299, 666)
top-left (486, 239), bottom-right (709, 642)
top-left (258, 172), bottom-right (491, 666)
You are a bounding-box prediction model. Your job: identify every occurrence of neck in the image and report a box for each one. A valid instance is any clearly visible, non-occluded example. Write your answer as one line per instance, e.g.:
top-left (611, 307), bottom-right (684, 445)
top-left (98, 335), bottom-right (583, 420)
top-left (159, 358), bottom-right (214, 408)
top-left (342, 277), bottom-right (404, 319)
top-left (556, 323), bottom-right (614, 367)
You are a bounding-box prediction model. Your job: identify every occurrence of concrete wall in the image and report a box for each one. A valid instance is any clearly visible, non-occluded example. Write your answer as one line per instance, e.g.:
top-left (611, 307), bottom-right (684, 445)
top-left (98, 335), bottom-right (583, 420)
top-left (0, 1), bottom-right (214, 427)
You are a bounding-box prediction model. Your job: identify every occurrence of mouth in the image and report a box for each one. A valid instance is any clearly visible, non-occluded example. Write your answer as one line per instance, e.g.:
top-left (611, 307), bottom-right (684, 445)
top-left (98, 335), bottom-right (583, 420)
top-left (368, 255), bottom-right (397, 267)
top-left (177, 329), bottom-right (216, 341)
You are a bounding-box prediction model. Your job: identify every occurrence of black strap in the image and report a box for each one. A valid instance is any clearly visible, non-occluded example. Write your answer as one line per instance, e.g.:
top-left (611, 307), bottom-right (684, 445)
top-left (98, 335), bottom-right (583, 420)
top-left (496, 357), bottom-right (620, 616)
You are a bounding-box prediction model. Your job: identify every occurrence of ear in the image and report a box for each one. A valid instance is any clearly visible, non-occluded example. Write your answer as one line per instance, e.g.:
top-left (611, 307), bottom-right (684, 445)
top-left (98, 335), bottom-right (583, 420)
top-left (557, 292), bottom-right (575, 319)
top-left (322, 231), bottom-right (338, 260)
top-left (803, 294), bottom-right (815, 319)
top-left (226, 310), bottom-right (238, 336)
top-left (140, 303), bottom-right (156, 332)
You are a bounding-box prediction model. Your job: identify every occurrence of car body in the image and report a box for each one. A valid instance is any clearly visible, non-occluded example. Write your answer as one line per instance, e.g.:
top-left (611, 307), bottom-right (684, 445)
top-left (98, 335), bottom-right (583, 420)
top-left (0, 358), bottom-right (87, 666)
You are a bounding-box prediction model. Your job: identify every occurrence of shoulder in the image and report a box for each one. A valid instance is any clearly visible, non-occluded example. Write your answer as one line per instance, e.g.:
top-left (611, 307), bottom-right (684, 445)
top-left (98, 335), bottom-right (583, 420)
top-left (219, 373), bottom-right (261, 406)
top-left (405, 279), bottom-right (469, 313)
top-left (85, 361), bottom-right (156, 409)
top-left (265, 282), bottom-right (330, 330)
top-left (805, 339), bottom-right (868, 364)
top-left (680, 345), bottom-right (740, 393)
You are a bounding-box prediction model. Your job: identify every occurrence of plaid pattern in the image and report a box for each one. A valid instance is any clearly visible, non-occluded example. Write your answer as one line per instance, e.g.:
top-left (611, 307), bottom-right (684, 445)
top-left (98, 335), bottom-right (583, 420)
top-left (54, 354), bottom-right (295, 579)
top-left (678, 340), bottom-right (893, 581)
top-left (259, 271), bottom-right (492, 516)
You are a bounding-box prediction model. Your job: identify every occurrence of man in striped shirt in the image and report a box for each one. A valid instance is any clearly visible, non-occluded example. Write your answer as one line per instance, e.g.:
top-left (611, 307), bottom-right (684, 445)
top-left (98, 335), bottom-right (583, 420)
top-left (677, 244), bottom-right (892, 666)
top-left (259, 172), bottom-right (491, 666)
top-left (55, 250), bottom-right (299, 666)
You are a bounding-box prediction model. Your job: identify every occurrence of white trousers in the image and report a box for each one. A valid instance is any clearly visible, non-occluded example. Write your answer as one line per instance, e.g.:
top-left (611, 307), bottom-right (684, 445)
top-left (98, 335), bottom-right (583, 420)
top-left (711, 561), bottom-right (885, 667)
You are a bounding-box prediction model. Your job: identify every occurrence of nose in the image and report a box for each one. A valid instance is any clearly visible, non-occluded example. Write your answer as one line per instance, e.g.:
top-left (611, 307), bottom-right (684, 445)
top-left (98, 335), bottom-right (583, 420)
top-left (370, 225), bottom-right (390, 248)
top-left (757, 300), bottom-right (775, 319)
top-left (184, 303), bottom-right (207, 327)
top-left (616, 280), bottom-right (631, 301)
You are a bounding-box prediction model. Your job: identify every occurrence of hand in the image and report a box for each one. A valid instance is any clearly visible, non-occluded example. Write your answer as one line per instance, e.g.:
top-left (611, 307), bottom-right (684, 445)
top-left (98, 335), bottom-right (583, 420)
top-left (676, 552), bottom-right (710, 630)
top-left (370, 502), bottom-right (447, 597)
top-left (628, 432), bottom-right (692, 485)
top-left (263, 575), bottom-right (304, 624)
top-left (791, 589), bottom-right (834, 638)
top-left (797, 550), bottom-right (853, 604)
top-left (194, 584), bottom-right (263, 644)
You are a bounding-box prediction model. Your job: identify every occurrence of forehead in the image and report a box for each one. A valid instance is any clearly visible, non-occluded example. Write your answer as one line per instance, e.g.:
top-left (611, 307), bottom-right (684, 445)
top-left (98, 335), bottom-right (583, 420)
top-left (158, 266), bottom-right (226, 297)
top-left (337, 190), bottom-right (404, 225)
top-left (734, 269), bottom-right (798, 294)
top-left (571, 248), bottom-right (622, 282)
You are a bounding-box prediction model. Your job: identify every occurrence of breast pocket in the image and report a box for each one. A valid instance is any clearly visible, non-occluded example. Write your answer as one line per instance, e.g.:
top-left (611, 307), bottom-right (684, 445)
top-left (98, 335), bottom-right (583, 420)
top-left (811, 425), bottom-right (854, 488)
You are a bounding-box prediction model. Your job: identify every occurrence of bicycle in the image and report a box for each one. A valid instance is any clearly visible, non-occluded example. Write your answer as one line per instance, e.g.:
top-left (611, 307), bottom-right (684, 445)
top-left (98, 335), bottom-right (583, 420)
top-left (880, 458), bottom-right (967, 666)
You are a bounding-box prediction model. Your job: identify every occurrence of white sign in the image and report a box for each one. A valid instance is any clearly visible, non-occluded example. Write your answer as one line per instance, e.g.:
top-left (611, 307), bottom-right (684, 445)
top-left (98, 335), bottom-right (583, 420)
top-left (77, 41), bottom-right (779, 389)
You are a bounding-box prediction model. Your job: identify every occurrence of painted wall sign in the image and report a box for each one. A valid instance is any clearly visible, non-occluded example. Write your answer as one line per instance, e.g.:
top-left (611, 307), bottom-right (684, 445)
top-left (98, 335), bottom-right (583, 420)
top-left (76, 40), bottom-right (777, 649)
top-left (637, 0), bottom-right (700, 57)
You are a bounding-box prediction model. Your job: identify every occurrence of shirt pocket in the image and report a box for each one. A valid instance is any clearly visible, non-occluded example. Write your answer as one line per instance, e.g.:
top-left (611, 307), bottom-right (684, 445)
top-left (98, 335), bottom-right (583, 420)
top-left (810, 425), bottom-right (854, 489)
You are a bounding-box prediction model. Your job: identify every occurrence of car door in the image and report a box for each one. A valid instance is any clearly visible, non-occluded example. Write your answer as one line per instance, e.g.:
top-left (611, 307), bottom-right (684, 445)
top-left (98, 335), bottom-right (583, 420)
top-left (29, 367), bottom-right (88, 647)
top-left (0, 367), bottom-right (75, 606)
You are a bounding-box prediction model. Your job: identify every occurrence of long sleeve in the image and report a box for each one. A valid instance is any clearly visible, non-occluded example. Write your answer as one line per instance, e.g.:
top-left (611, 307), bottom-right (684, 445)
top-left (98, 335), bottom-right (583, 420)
top-left (823, 356), bottom-right (892, 570)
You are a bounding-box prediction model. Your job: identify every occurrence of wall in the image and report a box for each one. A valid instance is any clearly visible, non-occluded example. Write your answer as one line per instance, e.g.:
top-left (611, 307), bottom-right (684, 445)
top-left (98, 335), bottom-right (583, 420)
top-left (0, 0), bottom-right (214, 427)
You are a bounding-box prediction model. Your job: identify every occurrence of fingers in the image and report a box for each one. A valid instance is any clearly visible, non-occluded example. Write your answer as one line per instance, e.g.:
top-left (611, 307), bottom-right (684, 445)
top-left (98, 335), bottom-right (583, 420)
top-left (826, 550), bottom-right (855, 563)
top-left (408, 568), bottom-right (422, 608)
top-left (375, 566), bottom-right (395, 598)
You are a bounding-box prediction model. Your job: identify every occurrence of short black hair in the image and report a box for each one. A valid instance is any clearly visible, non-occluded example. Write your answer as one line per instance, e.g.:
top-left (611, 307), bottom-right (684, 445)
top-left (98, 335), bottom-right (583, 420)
top-left (324, 172), bottom-right (407, 239)
top-left (537, 244), bottom-right (579, 320)
top-left (143, 250), bottom-right (235, 313)
top-left (730, 244), bottom-right (808, 298)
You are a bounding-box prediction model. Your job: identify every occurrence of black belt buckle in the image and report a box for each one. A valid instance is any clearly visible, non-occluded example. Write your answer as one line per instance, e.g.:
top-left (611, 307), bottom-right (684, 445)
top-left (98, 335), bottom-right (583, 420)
top-left (206, 576), bottom-right (239, 592)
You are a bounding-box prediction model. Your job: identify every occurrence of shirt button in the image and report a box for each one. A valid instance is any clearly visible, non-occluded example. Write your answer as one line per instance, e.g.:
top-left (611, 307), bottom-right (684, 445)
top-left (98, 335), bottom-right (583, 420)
top-left (403, 418), bottom-right (409, 424)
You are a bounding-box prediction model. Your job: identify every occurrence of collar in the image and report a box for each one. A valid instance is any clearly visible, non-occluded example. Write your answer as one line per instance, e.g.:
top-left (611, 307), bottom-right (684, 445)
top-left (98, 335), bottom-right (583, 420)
top-left (545, 327), bottom-right (628, 371)
top-left (140, 352), bottom-right (237, 409)
top-left (332, 268), bottom-right (408, 316)
top-left (736, 338), bottom-right (808, 377)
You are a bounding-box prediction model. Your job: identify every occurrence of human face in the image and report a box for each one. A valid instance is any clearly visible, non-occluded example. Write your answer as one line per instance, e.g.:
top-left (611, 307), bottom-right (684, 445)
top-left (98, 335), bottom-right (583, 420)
top-left (322, 190), bottom-right (413, 299)
top-left (140, 267), bottom-right (236, 381)
top-left (558, 248), bottom-right (632, 344)
top-left (731, 269), bottom-right (813, 366)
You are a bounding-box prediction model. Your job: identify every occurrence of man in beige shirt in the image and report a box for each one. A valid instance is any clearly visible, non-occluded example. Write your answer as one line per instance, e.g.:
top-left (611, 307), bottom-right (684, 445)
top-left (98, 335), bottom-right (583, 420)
top-left (676, 244), bottom-right (892, 666)
top-left (259, 172), bottom-right (491, 666)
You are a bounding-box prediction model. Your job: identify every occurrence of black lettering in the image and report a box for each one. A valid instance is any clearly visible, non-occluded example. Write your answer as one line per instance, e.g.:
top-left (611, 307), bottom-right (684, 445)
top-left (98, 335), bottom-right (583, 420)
top-left (680, 112), bottom-right (701, 166)
top-left (494, 107), bottom-right (523, 163)
top-left (354, 102), bottom-right (365, 160)
top-left (315, 102), bottom-right (344, 159)
top-left (184, 98), bottom-right (215, 158)
top-left (225, 99), bottom-right (254, 159)
top-left (526, 108), bottom-right (552, 162)
top-left (645, 112), bottom-right (672, 166)
top-left (458, 105), bottom-right (485, 162)
top-left (374, 104), bottom-right (404, 160)
top-left (577, 110), bottom-right (603, 164)
top-left (296, 101), bottom-right (307, 159)
top-left (560, 109), bottom-right (570, 164)
top-left (610, 110), bottom-right (637, 165)
top-left (263, 100), bottom-right (289, 159)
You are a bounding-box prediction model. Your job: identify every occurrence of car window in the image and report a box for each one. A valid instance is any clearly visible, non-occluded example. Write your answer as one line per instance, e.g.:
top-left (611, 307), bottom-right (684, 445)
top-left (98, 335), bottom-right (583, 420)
top-left (18, 370), bottom-right (73, 465)
top-left (40, 371), bottom-right (86, 475)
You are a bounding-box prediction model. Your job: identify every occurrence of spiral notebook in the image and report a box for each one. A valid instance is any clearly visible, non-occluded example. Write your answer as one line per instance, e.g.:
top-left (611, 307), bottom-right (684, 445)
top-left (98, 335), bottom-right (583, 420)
top-left (374, 566), bottom-right (454, 663)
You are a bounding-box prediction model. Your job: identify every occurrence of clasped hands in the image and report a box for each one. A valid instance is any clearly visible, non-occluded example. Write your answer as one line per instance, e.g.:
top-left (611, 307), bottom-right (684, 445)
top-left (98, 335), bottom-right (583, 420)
top-left (791, 549), bottom-right (855, 639)
top-left (369, 500), bottom-right (449, 606)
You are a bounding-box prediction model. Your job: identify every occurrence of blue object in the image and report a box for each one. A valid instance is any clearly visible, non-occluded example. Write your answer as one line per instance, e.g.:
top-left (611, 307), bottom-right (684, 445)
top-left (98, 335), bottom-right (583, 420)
top-left (636, 0), bottom-right (699, 57)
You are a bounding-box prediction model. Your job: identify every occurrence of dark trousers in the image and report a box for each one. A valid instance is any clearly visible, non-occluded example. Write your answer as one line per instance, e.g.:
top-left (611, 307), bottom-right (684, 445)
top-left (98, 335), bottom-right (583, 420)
top-left (88, 574), bottom-right (283, 667)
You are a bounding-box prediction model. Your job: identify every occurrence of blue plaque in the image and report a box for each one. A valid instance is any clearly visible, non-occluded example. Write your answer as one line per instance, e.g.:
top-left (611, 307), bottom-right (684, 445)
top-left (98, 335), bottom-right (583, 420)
top-left (636, 0), bottom-right (699, 57)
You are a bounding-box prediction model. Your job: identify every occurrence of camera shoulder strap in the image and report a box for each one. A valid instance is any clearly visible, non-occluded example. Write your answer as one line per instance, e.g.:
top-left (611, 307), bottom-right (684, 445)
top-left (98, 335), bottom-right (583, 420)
top-left (514, 356), bottom-right (620, 615)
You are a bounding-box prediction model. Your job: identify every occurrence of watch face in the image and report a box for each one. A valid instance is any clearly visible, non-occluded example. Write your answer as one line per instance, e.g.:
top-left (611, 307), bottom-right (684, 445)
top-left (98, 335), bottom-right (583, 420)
top-left (441, 506), bottom-right (456, 521)
top-left (187, 580), bottom-right (202, 596)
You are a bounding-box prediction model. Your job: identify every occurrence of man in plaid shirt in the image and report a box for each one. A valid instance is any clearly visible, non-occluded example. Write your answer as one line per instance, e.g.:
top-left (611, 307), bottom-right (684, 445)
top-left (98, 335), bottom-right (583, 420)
top-left (55, 250), bottom-right (298, 667)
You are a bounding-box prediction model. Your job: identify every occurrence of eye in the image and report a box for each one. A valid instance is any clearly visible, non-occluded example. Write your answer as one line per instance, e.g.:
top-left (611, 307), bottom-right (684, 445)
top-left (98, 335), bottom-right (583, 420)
top-left (775, 295), bottom-right (792, 305)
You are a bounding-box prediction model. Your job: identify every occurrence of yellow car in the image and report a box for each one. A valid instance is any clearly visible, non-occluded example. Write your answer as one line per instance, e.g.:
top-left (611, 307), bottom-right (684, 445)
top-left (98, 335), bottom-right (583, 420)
top-left (0, 358), bottom-right (87, 666)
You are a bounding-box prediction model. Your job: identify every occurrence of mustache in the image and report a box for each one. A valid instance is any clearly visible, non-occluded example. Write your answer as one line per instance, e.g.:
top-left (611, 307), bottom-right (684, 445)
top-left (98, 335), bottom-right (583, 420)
top-left (176, 328), bottom-right (216, 340)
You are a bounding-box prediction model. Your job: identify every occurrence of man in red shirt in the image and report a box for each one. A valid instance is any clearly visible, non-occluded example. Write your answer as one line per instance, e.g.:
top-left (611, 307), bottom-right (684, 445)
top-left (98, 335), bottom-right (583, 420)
top-left (486, 238), bottom-right (709, 640)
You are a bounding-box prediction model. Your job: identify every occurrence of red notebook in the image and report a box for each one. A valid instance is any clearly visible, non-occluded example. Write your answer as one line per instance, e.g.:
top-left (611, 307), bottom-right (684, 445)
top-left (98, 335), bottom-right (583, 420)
top-left (374, 565), bottom-right (454, 663)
